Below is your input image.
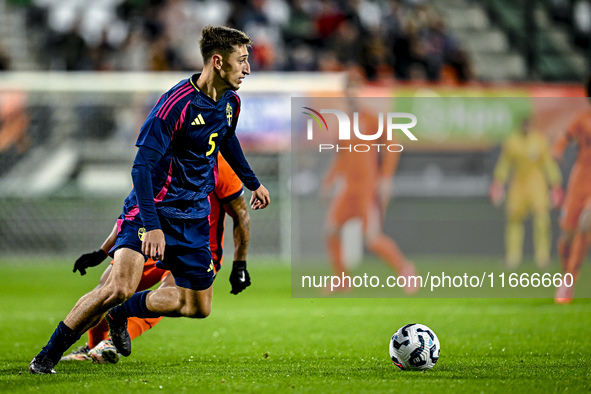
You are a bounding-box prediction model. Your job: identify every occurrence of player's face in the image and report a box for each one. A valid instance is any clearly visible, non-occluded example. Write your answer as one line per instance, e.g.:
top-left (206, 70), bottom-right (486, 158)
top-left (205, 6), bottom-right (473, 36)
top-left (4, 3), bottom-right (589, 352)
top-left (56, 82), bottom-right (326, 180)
top-left (220, 45), bottom-right (250, 91)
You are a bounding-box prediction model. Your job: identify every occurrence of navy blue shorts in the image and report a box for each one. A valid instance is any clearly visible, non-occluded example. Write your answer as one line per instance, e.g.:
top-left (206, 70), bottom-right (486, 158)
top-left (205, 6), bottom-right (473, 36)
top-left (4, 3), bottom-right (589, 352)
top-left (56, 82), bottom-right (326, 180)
top-left (111, 216), bottom-right (215, 291)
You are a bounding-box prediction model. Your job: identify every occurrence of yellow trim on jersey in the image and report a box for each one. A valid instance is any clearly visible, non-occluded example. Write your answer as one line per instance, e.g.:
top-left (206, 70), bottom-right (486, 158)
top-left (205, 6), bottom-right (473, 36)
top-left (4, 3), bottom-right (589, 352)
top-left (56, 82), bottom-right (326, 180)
top-left (190, 76), bottom-right (200, 92)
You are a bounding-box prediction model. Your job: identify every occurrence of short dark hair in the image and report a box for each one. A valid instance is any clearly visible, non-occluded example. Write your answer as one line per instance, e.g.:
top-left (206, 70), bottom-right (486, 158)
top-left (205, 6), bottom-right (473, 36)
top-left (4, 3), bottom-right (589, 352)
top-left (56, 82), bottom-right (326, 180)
top-left (200, 25), bottom-right (252, 63)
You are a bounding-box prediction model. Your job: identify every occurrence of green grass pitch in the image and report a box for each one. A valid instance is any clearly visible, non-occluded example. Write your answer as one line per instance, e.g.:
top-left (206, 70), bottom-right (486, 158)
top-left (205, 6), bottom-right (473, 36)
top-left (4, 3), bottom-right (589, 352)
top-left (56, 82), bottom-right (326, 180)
top-left (0, 259), bottom-right (590, 393)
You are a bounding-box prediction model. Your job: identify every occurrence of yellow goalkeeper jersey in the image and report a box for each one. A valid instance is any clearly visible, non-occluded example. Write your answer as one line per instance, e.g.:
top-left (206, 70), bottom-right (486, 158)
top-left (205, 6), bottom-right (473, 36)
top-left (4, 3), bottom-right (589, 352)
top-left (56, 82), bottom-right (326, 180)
top-left (494, 131), bottom-right (562, 189)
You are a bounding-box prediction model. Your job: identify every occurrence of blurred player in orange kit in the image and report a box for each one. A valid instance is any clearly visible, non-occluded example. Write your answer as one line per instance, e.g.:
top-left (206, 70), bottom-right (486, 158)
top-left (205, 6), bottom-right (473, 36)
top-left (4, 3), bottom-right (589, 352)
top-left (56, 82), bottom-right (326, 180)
top-left (552, 78), bottom-right (591, 304)
top-left (489, 117), bottom-right (563, 270)
top-left (321, 73), bottom-right (417, 293)
top-left (61, 153), bottom-right (251, 363)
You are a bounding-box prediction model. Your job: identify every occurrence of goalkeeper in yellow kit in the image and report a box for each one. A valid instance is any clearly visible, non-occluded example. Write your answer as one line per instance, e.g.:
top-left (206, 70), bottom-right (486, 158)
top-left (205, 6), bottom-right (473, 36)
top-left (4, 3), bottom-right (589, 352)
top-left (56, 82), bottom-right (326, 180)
top-left (489, 118), bottom-right (564, 269)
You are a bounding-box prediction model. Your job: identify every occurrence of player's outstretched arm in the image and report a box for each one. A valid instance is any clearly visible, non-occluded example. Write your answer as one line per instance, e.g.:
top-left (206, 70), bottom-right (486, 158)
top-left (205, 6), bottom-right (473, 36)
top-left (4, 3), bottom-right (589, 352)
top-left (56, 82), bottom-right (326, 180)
top-left (219, 133), bottom-right (269, 210)
top-left (250, 184), bottom-right (270, 210)
top-left (225, 194), bottom-right (250, 261)
top-left (490, 139), bottom-right (511, 207)
top-left (224, 194), bottom-right (252, 294)
top-left (551, 130), bottom-right (570, 162)
top-left (73, 223), bottom-right (118, 276)
top-left (541, 136), bottom-right (564, 208)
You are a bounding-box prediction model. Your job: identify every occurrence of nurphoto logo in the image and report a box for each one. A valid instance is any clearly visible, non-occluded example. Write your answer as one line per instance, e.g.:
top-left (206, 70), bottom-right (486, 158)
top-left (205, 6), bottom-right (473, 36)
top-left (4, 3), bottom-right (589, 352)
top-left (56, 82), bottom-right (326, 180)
top-left (302, 106), bottom-right (418, 152)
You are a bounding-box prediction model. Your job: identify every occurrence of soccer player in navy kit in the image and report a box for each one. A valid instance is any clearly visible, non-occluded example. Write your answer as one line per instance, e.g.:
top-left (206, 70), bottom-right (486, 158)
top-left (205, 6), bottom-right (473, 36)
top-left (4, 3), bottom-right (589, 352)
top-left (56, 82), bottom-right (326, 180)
top-left (29, 25), bottom-right (270, 374)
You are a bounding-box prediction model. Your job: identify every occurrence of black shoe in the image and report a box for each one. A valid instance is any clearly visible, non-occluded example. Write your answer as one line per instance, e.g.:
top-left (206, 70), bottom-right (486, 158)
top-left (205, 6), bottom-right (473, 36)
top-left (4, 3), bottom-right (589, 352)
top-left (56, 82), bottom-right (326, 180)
top-left (29, 355), bottom-right (57, 374)
top-left (105, 310), bottom-right (131, 357)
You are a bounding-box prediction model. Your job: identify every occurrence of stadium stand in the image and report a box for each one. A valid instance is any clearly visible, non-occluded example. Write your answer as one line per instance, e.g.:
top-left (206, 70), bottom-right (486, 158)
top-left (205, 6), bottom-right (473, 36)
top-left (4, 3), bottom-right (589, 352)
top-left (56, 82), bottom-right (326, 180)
top-left (0, 0), bottom-right (587, 82)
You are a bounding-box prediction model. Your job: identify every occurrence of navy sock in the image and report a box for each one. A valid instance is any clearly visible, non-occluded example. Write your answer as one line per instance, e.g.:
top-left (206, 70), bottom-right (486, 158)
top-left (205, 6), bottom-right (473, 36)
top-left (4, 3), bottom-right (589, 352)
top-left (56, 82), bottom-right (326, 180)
top-left (38, 321), bottom-right (81, 365)
top-left (110, 290), bottom-right (160, 320)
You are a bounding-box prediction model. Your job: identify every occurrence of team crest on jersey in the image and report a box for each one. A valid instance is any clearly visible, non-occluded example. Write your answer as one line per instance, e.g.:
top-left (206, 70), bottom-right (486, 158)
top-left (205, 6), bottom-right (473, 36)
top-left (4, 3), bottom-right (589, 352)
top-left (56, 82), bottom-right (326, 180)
top-left (138, 227), bottom-right (146, 241)
top-left (226, 103), bottom-right (233, 126)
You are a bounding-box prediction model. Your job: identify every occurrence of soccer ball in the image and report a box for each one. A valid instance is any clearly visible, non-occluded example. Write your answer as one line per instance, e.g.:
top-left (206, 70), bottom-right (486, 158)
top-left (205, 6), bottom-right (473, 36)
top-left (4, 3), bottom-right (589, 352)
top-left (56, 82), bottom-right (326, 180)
top-left (389, 323), bottom-right (440, 370)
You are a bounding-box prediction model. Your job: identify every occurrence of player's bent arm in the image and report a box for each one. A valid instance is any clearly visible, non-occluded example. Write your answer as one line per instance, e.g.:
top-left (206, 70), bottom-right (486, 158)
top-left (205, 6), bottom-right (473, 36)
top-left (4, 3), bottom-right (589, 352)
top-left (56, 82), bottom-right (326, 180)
top-left (223, 194), bottom-right (251, 261)
top-left (219, 134), bottom-right (261, 191)
top-left (492, 144), bottom-right (511, 184)
top-left (219, 134), bottom-right (270, 210)
top-left (101, 223), bottom-right (118, 254)
top-left (132, 146), bottom-right (166, 260)
top-left (489, 144), bottom-right (510, 207)
top-left (541, 141), bottom-right (564, 207)
top-left (379, 137), bottom-right (401, 180)
top-left (551, 127), bottom-right (574, 161)
top-left (377, 139), bottom-right (400, 210)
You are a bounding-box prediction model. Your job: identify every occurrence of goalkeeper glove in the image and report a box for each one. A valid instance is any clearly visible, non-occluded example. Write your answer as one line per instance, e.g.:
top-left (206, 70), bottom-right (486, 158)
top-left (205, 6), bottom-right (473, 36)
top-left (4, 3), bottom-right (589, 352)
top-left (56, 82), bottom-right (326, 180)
top-left (73, 249), bottom-right (108, 276)
top-left (229, 261), bottom-right (251, 295)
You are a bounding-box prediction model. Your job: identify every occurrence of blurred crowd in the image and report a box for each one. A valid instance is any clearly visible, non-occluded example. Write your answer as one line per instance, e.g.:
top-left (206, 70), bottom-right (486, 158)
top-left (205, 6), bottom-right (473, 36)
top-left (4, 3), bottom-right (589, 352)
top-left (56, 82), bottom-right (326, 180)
top-left (19, 0), bottom-right (471, 82)
top-left (548, 0), bottom-right (591, 50)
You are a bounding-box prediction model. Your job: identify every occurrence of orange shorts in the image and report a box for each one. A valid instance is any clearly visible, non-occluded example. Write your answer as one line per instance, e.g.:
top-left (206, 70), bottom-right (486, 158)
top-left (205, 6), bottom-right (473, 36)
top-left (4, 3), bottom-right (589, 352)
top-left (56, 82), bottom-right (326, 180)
top-left (110, 258), bottom-right (170, 292)
top-left (328, 193), bottom-right (365, 226)
top-left (136, 259), bottom-right (171, 291)
top-left (327, 191), bottom-right (381, 230)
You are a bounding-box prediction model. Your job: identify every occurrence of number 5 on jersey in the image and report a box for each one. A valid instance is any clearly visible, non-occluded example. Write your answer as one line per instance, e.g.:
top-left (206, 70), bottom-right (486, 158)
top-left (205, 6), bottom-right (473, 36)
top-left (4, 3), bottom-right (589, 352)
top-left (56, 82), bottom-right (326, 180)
top-left (207, 132), bottom-right (218, 156)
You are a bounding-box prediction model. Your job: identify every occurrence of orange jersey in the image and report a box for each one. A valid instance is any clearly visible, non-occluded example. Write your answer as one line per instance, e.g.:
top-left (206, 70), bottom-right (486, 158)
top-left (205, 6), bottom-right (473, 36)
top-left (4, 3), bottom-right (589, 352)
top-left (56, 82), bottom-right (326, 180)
top-left (323, 112), bottom-right (400, 197)
top-left (553, 107), bottom-right (591, 231)
top-left (324, 112), bottom-right (400, 227)
top-left (209, 153), bottom-right (244, 272)
top-left (136, 258), bottom-right (171, 290)
top-left (553, 107), bottom-right (591, 187)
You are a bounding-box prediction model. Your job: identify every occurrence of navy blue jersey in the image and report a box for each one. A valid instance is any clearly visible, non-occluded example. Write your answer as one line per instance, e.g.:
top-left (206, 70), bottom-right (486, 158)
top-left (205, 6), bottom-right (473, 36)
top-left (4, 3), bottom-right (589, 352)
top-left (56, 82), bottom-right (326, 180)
top-left (122, 73), bottom-right (259, 223)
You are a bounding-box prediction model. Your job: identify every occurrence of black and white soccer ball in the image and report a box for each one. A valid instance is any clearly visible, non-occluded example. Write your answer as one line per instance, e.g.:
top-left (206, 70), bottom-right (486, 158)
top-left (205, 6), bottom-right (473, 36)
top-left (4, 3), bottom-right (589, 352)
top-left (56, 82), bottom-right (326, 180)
top-left (389, 323), bottom-right (440, 370)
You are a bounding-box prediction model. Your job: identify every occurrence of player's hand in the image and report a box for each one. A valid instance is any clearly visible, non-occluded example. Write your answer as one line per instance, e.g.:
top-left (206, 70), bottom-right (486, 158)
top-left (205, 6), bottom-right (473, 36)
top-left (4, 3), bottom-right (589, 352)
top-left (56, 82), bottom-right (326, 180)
top-left (250, 185), bottom-right (270, 210)
top-left (229, 260), bottom-right (251, 294)
top-left (489, 181), bottom-right (504, 207)
top-left (142, 229), bottom-right (165, 261)
top-left (73, 249), bottom-right (108, 276)
top-left (550, 185), bottom-right (564, 208)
